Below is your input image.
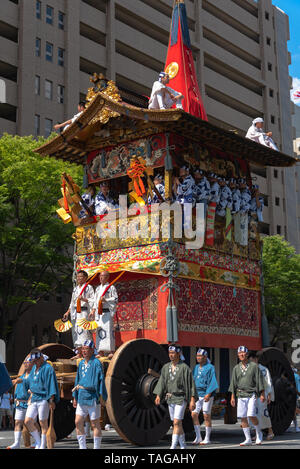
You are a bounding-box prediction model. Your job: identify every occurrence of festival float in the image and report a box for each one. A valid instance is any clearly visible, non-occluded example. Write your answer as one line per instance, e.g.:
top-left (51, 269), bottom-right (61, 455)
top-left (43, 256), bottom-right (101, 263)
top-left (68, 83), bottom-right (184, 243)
top-left (28, 0), bottom-right (297, 445)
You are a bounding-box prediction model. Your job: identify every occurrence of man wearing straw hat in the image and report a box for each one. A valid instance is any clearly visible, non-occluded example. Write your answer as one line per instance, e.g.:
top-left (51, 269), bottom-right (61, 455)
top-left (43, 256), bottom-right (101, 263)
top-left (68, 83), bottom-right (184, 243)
top-left (154, 344), bottom-right (198, 449)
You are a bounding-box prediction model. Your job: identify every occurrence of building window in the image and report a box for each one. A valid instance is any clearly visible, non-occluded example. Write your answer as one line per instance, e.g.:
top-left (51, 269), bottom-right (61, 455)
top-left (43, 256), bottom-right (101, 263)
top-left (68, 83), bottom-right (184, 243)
top-left (45, 80), bottom-right (53, 100)
top-left (271, 115), bottom-right (275, 124)
top-left (268, 62), bottom-right (273, 71)
top-left (275, 197), bottom-right (280, 206)
top-left (265, 11), bottom-right (270, 20)
top-left (36, 0), bottom-right (42, 19)
top-left (269, 89), bottom-right (274, 98)
top-left (35, 75), bottom-right (40, 95)
top-left (57, 84), bottom-right (65, 104)
top-left (46, 5), bottom-right (54, 25)
top-left (45, 118), bottom-right (53, 137)
top-left (58, 47), bottom-right (65, 66)
top-left (34, 114), bottom-right (40, 137)
top-left (274, 169), bottom-right (278, 178)
top-left (58, 11), bottom-right (65, 30)
top-left (277, 225), bottom-right (281, 235)
top-left (266, 37), bottom-right (271, 46)
top-left (36, 37), bottom-right (41, 57)
top-left (46, 42), bottom-right (53, 62)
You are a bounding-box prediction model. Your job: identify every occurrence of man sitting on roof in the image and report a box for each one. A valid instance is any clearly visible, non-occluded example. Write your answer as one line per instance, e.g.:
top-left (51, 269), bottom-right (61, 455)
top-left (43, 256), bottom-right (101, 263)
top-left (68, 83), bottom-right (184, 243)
top-left (54, 102), bottom-right (86, 132)
top-left (245, 118), bottom-right (278, 151)
top-left (148, 72), bottom-right (184, 110)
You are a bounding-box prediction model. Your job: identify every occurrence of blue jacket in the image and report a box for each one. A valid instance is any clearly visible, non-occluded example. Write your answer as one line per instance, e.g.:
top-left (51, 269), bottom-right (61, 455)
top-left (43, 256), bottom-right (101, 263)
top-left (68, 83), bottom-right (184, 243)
top-left (26, 362), bottom-right (60, 403)
top-left (73, 356), bottom-right (107, 406)
top-left (193, 363), bottom-right (219, 397)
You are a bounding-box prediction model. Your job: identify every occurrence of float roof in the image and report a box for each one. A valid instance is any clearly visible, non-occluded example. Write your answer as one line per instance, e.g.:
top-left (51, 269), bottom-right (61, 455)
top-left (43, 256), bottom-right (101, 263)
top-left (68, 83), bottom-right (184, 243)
top-left (35, 92), bottom-right (297, 169)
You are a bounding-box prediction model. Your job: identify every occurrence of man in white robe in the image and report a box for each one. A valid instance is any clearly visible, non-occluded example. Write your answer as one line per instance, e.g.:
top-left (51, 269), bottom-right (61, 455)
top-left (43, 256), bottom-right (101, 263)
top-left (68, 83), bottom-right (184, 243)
top-left (63, 270), bottom-right (95, 348)
top-left (90, 271), bottom-right (118, 356)
top-left (54, 102), bottom-right (86, 132)
top-left (246, 118), bottom-right (278, 151)
top-left (148, 72), bottom-right (184, 110)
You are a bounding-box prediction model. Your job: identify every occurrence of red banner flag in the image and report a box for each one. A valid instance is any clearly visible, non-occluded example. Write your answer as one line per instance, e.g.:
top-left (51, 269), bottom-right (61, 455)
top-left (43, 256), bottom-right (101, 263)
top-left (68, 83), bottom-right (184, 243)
top-left (165, 0), bottom-right (207, 120)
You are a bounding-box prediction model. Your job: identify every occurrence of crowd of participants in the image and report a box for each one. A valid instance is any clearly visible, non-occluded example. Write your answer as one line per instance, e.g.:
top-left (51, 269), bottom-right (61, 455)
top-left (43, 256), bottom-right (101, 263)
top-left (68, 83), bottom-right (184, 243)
top-left (2, 343), bottom-right (300, 450)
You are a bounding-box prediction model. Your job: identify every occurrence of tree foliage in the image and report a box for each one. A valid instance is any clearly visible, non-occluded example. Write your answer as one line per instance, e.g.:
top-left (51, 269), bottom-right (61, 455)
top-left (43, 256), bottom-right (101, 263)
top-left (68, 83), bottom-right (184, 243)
top-left (0, 133), bottom-right (82, 339)
top-left (262, 235), bottom-right (300, 346)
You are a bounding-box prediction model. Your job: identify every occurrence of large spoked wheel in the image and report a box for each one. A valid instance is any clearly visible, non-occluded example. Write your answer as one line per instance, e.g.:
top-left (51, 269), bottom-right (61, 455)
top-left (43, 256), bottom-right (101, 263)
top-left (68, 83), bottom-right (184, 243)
top-left (259, 347), bottom-right (297, 435)
top-left (105, 339), bottom-right (170, 446)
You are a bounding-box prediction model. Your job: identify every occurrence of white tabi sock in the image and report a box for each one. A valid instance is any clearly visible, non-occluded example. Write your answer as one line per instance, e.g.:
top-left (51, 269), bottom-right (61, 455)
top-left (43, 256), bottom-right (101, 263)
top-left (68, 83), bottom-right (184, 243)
top-left (39, 433), bottom-right (47, 449)
top-left (8, 431), bottom-right (22, 449)
top-left (178, 434), bottom-right (186, 449)
top-left (241, 427), bottom-right (252, 445)
top-left (204, 426), bottom-right (212, 442)
top-left (94, 436), bottom-right (102, 449)
top-left (170, 434), bottom-right (180, 449)
top-left (254, 425), bottom-right (263, 443)
top-left (31, 430), bottom-right (41, 449)
top-left (77, 434), bottom-right (87, 449)
top-left (193, 425), bottom-right (202, 443)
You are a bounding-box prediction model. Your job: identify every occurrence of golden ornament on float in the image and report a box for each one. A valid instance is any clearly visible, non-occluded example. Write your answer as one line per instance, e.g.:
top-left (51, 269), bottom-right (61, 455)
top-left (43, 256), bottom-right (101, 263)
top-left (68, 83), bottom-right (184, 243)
top-left (165, 62), bottom-right (179, 79)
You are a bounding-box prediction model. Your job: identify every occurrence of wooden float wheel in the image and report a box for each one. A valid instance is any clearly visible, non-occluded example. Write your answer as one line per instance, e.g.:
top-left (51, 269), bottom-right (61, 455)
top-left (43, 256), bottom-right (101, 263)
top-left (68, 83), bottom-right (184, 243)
top-left (259, 347), bottom-right (297, 435)
top-left (105, 339), bottom-right (171, 446)
top-left (19, 343), bottom-right (75, 441)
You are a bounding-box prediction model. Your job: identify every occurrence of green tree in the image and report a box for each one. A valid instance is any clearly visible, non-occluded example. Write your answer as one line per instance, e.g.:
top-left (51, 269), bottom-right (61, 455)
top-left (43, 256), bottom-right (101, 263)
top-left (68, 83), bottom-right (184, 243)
top-left (262, 235), bottom-right (300, 347)
top-left (0, 134), bottom-right (82, 350)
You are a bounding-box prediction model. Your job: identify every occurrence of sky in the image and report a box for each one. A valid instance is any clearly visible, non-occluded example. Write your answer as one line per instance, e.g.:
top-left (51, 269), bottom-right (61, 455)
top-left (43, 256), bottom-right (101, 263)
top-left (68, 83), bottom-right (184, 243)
top-left (273, 0), bottom-right (300, 104)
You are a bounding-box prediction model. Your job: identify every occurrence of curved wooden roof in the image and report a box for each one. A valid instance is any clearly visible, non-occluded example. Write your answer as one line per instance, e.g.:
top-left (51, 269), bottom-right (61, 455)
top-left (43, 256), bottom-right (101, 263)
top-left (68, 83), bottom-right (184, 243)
top-left (35, 92), bottom-right (297, 168)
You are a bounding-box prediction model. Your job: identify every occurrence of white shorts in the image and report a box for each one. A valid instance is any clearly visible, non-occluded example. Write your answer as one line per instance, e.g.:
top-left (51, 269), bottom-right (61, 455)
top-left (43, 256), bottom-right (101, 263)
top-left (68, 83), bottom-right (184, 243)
top-left (168, 401), bottom-right (187, 421)
top-left (15, 408), bottom-right (27, 421)
top-left (237, 394), bottom-right (257, 419)
top-left (76, 402), bottom-right (101, 421)
top-left (26, 400), bottom-right (50, 421)
top-left (193, 396), bottom-right (214, 415)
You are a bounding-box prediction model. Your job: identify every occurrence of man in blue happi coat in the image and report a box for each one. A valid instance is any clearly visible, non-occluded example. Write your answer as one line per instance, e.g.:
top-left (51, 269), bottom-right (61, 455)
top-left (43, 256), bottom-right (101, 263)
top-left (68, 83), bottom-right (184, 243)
top-left (7, 357), bottom-right (35, 449)
top-left (73, 340), bottom-right (108, 449)
top-left (191, 348), bottom-right (218, 445)
top-left (24, 350), bottom-right (60, 449)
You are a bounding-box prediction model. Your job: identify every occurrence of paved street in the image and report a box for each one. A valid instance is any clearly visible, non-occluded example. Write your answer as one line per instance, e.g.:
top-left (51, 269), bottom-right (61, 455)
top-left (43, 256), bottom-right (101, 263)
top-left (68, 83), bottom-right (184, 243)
top-left (1, 419), bottom-right (300, 451)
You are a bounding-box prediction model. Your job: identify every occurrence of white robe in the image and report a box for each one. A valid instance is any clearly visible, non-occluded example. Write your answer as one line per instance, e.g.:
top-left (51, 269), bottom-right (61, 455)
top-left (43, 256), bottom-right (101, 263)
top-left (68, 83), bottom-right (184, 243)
top-left (246, 125), bottom-right (278, 151)
top-left (64, 111), bottom-right (83, 131)
top-left (69, 284), bottom-right (95, 347)
top-left (148, 81), bottom-right (183, 110)
top-left (94, 283), bottom-right (118, 352)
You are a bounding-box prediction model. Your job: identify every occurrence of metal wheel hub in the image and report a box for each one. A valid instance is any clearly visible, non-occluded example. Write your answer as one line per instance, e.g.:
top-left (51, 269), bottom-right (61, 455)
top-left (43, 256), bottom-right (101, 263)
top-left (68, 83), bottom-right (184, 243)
top-left (135, 373), bottom-right (158, 409)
